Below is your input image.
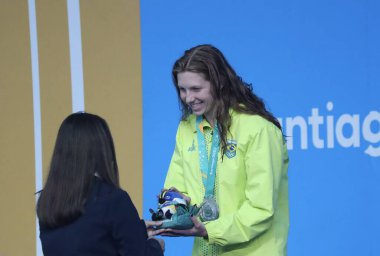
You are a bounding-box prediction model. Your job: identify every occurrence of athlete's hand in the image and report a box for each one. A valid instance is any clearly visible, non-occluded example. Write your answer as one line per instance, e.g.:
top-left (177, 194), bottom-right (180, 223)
top-left (160, 216), bottom-right (208, 238)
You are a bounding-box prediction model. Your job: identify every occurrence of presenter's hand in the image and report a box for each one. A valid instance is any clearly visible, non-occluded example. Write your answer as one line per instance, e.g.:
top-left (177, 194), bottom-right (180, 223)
top-left (145, 220), bottom-right (164, 237)
top-left (160, 216), bottom-right (208, 238)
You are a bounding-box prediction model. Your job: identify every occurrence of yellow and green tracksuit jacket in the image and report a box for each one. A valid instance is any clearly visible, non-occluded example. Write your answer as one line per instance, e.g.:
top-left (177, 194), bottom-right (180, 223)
top-left (164, 110), bottom-right (289, 256)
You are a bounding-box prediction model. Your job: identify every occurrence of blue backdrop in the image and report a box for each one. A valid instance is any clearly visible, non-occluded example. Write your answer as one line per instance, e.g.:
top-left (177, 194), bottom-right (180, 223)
top-left (140, 1), bottom-right (380, 255)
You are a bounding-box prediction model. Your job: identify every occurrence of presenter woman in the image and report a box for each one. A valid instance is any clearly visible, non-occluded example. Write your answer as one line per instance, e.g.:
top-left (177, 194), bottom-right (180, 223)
top-left (162, 44), bottom-right (289, 255)
top-left (37, 112), bottom-right (164, 256)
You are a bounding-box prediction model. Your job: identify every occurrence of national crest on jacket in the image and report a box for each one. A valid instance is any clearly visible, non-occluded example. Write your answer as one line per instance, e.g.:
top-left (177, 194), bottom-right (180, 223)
top-left (225, 139), bottom-right (237, 159)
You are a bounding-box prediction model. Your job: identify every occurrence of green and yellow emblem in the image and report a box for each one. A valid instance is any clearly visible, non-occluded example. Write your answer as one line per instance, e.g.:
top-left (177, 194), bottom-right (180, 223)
top-left (225, 139), bottom-right (237, 159)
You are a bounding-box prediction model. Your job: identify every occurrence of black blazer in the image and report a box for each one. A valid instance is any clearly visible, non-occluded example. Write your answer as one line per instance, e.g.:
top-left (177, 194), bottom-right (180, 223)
top-left (39, 178), bottom-right (163, 256)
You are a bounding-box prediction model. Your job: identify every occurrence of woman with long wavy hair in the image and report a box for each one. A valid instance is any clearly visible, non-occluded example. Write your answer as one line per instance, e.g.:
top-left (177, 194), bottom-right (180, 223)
top-left (162, 44), bottom-right (289, 256)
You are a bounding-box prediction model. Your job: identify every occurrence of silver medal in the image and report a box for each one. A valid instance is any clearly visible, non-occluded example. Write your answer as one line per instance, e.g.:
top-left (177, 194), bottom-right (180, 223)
top-left (199, 197), bottom-right (219, 221)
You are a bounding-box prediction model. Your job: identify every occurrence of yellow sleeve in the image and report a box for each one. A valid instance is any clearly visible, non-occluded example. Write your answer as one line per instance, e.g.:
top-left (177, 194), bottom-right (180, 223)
top-left (205, 124), bottom-right (287, 246)
top-left (164, 124), bottom-right (187, 194)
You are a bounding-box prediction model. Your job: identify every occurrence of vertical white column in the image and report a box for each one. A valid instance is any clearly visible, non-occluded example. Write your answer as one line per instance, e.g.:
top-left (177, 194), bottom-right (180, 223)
top-left (27, 0), bottom-right (43, 255)
top-left (67, 0), bottom-right (85, 112)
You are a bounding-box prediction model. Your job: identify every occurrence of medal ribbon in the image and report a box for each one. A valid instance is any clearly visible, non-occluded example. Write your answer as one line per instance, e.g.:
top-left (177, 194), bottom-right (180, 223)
top-left (196, 116), bottom-right (220, 198)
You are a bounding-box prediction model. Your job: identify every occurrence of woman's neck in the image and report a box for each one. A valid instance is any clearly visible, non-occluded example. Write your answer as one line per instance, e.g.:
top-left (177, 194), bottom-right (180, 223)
top-left (204, 113), bottom-right (215, 127)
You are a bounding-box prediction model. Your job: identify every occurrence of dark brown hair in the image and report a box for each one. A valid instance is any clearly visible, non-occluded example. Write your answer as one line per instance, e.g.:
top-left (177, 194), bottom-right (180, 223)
top-left (172, 44), bottom-right (282, 154)
top-left (37, 112), bottom-right (119, 228)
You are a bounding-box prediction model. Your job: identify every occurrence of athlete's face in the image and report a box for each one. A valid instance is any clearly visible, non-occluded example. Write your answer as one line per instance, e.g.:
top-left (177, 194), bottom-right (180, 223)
top-left (177, 71), bottom-right (216, 122)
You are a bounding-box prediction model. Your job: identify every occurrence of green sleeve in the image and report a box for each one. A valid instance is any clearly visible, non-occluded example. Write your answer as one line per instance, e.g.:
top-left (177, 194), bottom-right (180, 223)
top-left (205, 124), bottom-right (286, 246)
